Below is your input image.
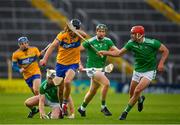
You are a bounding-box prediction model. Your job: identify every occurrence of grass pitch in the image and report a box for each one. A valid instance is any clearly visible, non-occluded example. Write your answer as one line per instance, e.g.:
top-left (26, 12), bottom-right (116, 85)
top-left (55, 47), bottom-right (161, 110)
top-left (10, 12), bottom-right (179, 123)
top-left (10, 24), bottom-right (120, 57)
top-left (0, 92), bottom-right (180, 124)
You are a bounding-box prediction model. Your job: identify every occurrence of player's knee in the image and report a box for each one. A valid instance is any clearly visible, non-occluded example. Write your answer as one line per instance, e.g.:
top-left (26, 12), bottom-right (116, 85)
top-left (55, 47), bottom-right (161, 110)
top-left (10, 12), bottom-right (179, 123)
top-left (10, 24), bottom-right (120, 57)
top-left (53, 77), bottom-right (63, 86)
top-left (33, 90), bottom-right (39, 95)
top-left (24, 99), bottom-right (30, 107)
top-left (134, 88), bottom-right (141, 95)
top-left (129, 91), bottom-right (134, 98)
top-left (24, 100), bottom-right (28, 106)
top-left (64, 79), bottom-right (71, 86)
top-left (89, 89), bottom-right (97, 95)
top-left (103, 81), bottom-right (110, 88)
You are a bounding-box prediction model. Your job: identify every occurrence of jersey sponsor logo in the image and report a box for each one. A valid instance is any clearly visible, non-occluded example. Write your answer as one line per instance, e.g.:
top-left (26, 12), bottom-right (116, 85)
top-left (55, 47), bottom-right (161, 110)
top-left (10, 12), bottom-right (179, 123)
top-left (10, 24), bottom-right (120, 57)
top-left (60, 41), bottom-right (80, 48)
top-left (94, 44), bottom-right (98, 48)
top-left (18, 56), bottom-right (37, 65)
top-left (134, 45), bottom-right (139, 48)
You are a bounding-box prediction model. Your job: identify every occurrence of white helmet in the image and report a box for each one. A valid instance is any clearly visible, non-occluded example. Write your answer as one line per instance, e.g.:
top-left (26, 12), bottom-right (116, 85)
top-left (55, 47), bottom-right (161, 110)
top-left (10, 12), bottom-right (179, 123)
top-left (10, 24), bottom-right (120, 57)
top-left (46, 69), bottom-right (56, 79)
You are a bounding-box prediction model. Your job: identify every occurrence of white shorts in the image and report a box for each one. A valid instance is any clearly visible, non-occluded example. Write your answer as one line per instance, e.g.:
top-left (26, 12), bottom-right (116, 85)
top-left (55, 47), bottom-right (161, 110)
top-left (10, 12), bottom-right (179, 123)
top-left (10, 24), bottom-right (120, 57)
top-left (86, 70), bottom-right (105, 78)
top-left (45, 97), bottom-right (60, 108)
top-left (132, 70), bottom-right (156, 83)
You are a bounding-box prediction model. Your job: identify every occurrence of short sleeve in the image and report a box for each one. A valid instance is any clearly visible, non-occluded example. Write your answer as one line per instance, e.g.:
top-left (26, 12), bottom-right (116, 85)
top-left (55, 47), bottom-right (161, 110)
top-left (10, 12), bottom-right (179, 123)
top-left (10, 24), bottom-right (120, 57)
top-left (35, 47), bottom-right (41, 57)
top-left (123, 41), bottom-right (132, 51)
top-left (82, 41), bottom-right (90, 48)
top-left (107, 39), bottom-right (114, 48)
top-left (56, 32), bottom-right (63, 41)
top-left (39, 86), bottom-right (45, 94)
top-left (153, 39), bottom-right (161, 50)
top-left (12, 53), bottom-right (18, 62)
top-left (39, 81), bottom-right (46, 94)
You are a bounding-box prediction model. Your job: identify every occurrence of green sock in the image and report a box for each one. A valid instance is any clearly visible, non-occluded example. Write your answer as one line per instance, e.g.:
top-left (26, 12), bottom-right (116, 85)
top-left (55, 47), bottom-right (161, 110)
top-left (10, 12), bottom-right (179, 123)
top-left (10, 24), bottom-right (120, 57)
top-left (124, 104), bottom-right (133, 113)
top-left (31, 107), bottom-right (37, 112)
top-left (101, 100), bottom-right (106, 109)
top-left (82, 102), bottom-right (88, 108)
top-left (101, 100), bottom-right (106, 106)
top-left (81, 102), bottom-right (88, 111)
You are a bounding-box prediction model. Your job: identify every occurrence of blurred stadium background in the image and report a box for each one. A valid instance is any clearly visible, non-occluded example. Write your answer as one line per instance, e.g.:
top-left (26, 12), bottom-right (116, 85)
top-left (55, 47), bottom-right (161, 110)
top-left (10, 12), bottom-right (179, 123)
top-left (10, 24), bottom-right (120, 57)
top-left (0, 0), bottom-right (180, 93)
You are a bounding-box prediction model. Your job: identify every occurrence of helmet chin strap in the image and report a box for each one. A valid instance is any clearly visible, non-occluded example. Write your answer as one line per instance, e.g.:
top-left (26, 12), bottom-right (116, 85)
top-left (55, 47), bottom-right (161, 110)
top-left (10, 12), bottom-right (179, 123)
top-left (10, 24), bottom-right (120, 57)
top-left (136, 33), bottom-right (143, 41)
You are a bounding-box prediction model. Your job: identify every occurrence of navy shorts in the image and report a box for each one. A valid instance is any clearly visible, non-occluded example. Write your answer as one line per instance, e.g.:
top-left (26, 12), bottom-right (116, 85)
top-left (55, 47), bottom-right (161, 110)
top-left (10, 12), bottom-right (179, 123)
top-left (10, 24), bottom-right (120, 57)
top-left (25, 74), bottom-right (41, 88)
top-left (55, 63), bottom-right (79, 78)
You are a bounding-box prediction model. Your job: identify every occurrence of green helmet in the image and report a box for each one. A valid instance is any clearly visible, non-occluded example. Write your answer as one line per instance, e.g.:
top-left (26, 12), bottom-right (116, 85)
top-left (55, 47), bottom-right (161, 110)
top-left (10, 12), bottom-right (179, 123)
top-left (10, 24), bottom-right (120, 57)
top-left (96, 24), bottom-right (108, 31)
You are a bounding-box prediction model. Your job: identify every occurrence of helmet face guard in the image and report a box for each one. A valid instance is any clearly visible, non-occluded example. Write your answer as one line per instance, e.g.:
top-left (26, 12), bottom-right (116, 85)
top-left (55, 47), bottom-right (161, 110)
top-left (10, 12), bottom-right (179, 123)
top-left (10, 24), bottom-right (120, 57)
top-left (46, 69), bottom-right (56, 79)
top-left (18, 36), bottom-right (29, 51)
top-left (18, 37), bottom-right (29, 44)
top-left (96, 24), bottom-right (108, 31)
top-left (70, 19), bottom-right (81, 29)
top-left (130, 25), bottom-right (145, 41)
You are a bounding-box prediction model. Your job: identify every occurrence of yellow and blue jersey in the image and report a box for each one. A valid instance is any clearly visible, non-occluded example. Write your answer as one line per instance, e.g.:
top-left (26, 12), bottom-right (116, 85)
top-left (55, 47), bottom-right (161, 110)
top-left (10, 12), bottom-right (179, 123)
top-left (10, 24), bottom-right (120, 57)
top-left (56, 31), bottom-right (81, 65)
top-left (12, 46), bottom-right (41, 79)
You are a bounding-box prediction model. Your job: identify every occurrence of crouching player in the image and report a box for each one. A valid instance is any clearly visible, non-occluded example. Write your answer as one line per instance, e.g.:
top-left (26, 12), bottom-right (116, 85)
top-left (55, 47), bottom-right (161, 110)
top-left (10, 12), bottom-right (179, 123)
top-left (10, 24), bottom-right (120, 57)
top-left (24, 69), bottom-right (75, 119)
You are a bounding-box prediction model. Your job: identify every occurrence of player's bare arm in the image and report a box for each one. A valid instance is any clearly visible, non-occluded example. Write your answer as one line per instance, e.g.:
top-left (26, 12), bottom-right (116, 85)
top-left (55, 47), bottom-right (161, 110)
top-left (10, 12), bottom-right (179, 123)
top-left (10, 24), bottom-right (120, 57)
top-left (157, 44), bottom-right (169, 72)
top-left (80, 44), bottom-right (85, 51)
top-left (39, 94), bottom-right (46, 119)
top-left (99, 47), bottom-right (127, 57)
top-left (40, 39), bottom-right (58, 66)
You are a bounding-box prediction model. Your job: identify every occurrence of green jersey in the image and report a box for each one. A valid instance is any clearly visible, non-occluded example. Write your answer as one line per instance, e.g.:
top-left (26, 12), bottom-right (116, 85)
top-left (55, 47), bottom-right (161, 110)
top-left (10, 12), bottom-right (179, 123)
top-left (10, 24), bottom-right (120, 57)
top-left (124, 37), bottom-right (161, 72)
top-left (39, 80), bottom-right (58, 103)
top-left (82, 36), bottom-right (114, 68)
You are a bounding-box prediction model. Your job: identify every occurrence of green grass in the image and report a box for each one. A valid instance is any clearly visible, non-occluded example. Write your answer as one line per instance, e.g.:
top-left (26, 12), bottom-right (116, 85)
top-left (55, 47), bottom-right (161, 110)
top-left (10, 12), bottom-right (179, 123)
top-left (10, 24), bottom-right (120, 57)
top-left (0, 92), bottom-right (180, 124)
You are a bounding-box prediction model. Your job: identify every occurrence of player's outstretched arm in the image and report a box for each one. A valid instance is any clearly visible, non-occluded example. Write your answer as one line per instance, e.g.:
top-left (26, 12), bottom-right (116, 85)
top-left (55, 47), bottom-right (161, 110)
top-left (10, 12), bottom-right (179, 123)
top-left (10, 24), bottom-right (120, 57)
top-left (99, 47), bottom-right (127, 57)
top-left (80, 44), bottom-right (85, 51)
top-left (39, 94), bottom-right (48, 119)
top-left (157, 44), bottom-right (169, 72)
top-left (40, 39), bottom-right (58, 66)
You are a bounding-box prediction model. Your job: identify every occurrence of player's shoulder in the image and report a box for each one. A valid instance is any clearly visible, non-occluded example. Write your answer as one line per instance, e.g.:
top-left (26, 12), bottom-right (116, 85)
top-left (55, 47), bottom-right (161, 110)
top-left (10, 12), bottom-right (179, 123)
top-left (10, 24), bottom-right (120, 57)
top-left (126, 39), bottom-right (134, 44)
top-left (12, 49), bottom-right (21, 55)
top-left (13, 49), bottom-right (20, 53)
top-left (58, 31), bottom-right (66, 36)
top-left (29, 46), bottom-right (39, 50)
top-left (88, 36), bottom-right (96, 42)
top-left (56, 31), bottom-right (68, 40)
top-left (124, 39), bottom-right (134, 48)
top-left (104, 37), bottom-right (112, 41)
top-left (144, 37), bottom-right (160, 44)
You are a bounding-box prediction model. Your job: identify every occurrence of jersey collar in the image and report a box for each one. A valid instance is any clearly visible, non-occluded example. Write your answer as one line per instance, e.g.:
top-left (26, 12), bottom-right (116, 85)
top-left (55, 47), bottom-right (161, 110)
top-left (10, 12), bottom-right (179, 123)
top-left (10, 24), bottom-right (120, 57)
top-left (143, 37), bottom-right (145, 43)
top-left (96, 36), bottom-right (105, 41)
